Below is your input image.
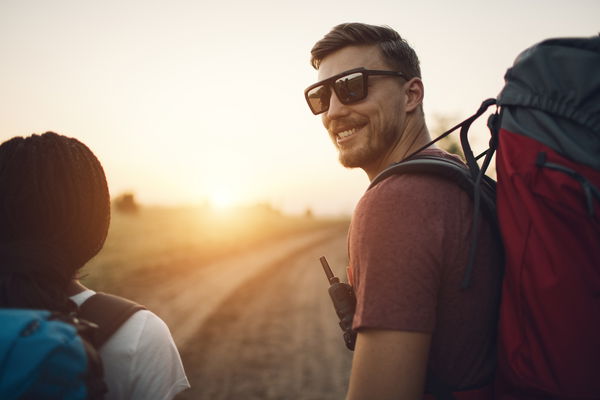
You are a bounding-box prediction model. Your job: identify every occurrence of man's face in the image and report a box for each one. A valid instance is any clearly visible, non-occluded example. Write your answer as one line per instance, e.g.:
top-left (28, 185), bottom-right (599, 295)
top-left (317, 45), bottom-right (407, 172)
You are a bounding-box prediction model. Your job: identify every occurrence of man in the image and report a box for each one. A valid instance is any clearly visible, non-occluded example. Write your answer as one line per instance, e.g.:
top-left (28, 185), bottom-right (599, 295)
top-left (305, 23), bottom-right (502, 399)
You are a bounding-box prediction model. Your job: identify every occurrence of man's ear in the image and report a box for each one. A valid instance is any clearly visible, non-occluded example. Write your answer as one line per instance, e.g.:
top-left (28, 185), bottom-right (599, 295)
top-left (404, 78), bottom-right (424, 113)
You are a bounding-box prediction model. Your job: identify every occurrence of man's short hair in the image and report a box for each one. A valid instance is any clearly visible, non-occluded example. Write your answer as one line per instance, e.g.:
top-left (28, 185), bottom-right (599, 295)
top-left (310, 22), bottom-right (421, 80)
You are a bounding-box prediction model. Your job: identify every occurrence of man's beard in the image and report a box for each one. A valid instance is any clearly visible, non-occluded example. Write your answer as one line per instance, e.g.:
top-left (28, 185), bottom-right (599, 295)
top-left (337, 126), bottom-right (397, 169)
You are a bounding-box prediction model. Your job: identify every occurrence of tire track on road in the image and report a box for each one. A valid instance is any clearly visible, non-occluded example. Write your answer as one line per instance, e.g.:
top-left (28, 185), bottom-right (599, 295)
top-left (175, 229), bottom-right (353, 400)
top-left (138, 225), bottom-right (348, 349)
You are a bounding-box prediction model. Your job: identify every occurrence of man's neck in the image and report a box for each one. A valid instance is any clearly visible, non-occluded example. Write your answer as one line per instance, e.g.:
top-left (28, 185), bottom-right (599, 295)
top-left (364, 117), bottom-right (433, 181)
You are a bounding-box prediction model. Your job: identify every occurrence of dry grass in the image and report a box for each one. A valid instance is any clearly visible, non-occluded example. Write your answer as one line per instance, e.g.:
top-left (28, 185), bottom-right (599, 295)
top-left (80, 204), bottom-right (348, 297)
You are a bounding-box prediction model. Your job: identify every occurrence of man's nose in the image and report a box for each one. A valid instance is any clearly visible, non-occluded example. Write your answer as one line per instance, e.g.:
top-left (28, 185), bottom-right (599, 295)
top-left (325, 90), bottom-right (349, 119)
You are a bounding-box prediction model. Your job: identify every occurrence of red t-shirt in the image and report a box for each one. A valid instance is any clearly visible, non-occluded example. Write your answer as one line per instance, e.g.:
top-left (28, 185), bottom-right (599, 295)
top-left (349, 149), bottom-right (502, 388)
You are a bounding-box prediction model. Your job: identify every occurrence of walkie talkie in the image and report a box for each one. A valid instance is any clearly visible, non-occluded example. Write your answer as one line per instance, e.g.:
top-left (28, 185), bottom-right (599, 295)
top-left (320, 256), bottom-right (357, 351)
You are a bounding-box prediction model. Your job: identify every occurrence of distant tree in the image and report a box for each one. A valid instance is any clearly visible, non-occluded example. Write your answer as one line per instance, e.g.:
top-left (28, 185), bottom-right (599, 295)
top-left (114, 192), bottom-right (139, 214)
top-left (304, 207), bottom-right (314, 219)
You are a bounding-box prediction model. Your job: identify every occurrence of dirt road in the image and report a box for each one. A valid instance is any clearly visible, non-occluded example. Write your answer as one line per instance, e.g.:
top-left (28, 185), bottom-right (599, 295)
top-left (169, 227), bottom-right (353, 400)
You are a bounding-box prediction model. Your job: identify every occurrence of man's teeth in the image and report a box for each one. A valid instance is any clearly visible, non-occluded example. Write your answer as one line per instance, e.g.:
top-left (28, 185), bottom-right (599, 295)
top-left (338, 128), bottom-right (356, 138)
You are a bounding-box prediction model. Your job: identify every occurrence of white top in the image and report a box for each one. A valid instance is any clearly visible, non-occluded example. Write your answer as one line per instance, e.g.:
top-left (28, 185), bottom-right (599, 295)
top-left (70, 290), bottom-right (190, 400)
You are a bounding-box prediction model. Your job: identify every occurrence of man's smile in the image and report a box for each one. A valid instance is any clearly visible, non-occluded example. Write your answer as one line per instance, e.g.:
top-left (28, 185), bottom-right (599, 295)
top-left (338, 128), bottom-right (357, 139)
top-left (331, 123), bottom-right (367, 145)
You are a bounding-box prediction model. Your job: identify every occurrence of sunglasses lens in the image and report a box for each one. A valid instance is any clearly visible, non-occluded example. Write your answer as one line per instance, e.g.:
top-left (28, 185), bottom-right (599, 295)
top-left (305, 71), bottom-right (367, 115)
top-left (334, 72), bottom-right (365, 104)
top-left (306, 84), bottom-right (331, 114)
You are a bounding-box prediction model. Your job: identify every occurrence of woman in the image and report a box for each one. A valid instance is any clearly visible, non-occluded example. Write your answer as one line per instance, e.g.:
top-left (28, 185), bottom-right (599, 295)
top-left (0, 132), bottom-right (190, 399)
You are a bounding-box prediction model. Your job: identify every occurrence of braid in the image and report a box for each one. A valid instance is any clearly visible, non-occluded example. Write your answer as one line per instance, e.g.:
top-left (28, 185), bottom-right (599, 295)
top-left (0, 132), bottom-right (110, 312)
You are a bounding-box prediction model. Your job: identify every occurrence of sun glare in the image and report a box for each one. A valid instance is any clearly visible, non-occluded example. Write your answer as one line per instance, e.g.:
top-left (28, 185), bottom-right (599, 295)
top-left (210, 188), bottom-right (236, 210)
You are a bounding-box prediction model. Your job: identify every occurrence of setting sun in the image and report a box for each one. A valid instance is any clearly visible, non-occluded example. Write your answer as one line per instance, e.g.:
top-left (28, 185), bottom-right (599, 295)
top-left (209, 188), bottom-right (237, 210)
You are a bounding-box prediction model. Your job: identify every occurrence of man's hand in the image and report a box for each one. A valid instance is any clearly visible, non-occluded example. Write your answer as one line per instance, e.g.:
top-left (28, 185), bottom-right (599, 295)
top-left (346, 329), bottom-right (431, 400)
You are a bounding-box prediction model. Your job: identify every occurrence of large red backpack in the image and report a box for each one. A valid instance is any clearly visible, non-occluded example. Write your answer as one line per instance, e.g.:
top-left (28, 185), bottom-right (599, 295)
top-left (493, 37), bottom-right (600, 399)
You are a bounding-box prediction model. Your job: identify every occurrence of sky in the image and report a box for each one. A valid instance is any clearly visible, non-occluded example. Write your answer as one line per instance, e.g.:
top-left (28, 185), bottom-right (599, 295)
top-left (1, 0), bottom-right (598, 215)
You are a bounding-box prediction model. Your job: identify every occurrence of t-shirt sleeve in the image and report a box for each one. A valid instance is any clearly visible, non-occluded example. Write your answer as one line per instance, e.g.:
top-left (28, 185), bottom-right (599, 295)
top-left (350, 174), bottom-right (466, 333)
top-left (128, 312), bottom-right (191, 400)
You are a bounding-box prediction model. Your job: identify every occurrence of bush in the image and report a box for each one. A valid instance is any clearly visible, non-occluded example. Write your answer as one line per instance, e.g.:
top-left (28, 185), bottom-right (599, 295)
top-left (114, 193), bottom-right (139, 214)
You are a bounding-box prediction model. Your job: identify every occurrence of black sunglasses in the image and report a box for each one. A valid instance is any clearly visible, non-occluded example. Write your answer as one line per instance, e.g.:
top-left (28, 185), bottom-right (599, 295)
top-left (304, 67), bottom-right (406, 115)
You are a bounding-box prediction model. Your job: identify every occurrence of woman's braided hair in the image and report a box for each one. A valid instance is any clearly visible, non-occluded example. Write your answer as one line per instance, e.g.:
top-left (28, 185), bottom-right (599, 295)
top-left (0, 132), bottom-right (110, 312)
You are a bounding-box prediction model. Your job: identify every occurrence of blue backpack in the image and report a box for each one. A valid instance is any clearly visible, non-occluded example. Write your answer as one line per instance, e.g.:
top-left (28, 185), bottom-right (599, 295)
top-left (0, 293), bottom-right (145, 400)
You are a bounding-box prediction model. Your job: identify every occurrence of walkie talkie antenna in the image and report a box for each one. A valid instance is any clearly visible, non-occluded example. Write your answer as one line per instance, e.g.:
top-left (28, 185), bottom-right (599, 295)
top-left (320, 256), bottom-right (339, 284)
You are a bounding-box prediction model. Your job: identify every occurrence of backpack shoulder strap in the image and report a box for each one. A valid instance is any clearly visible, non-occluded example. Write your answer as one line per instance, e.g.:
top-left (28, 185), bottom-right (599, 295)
top-left (369, 155), bottom-right (497, 220)
top-left (368, 154), bottom-right (501, 289)
top-left (370, 155), bottom-right (473, 191)
top-left (78, 292), bottom-right (147, 348)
